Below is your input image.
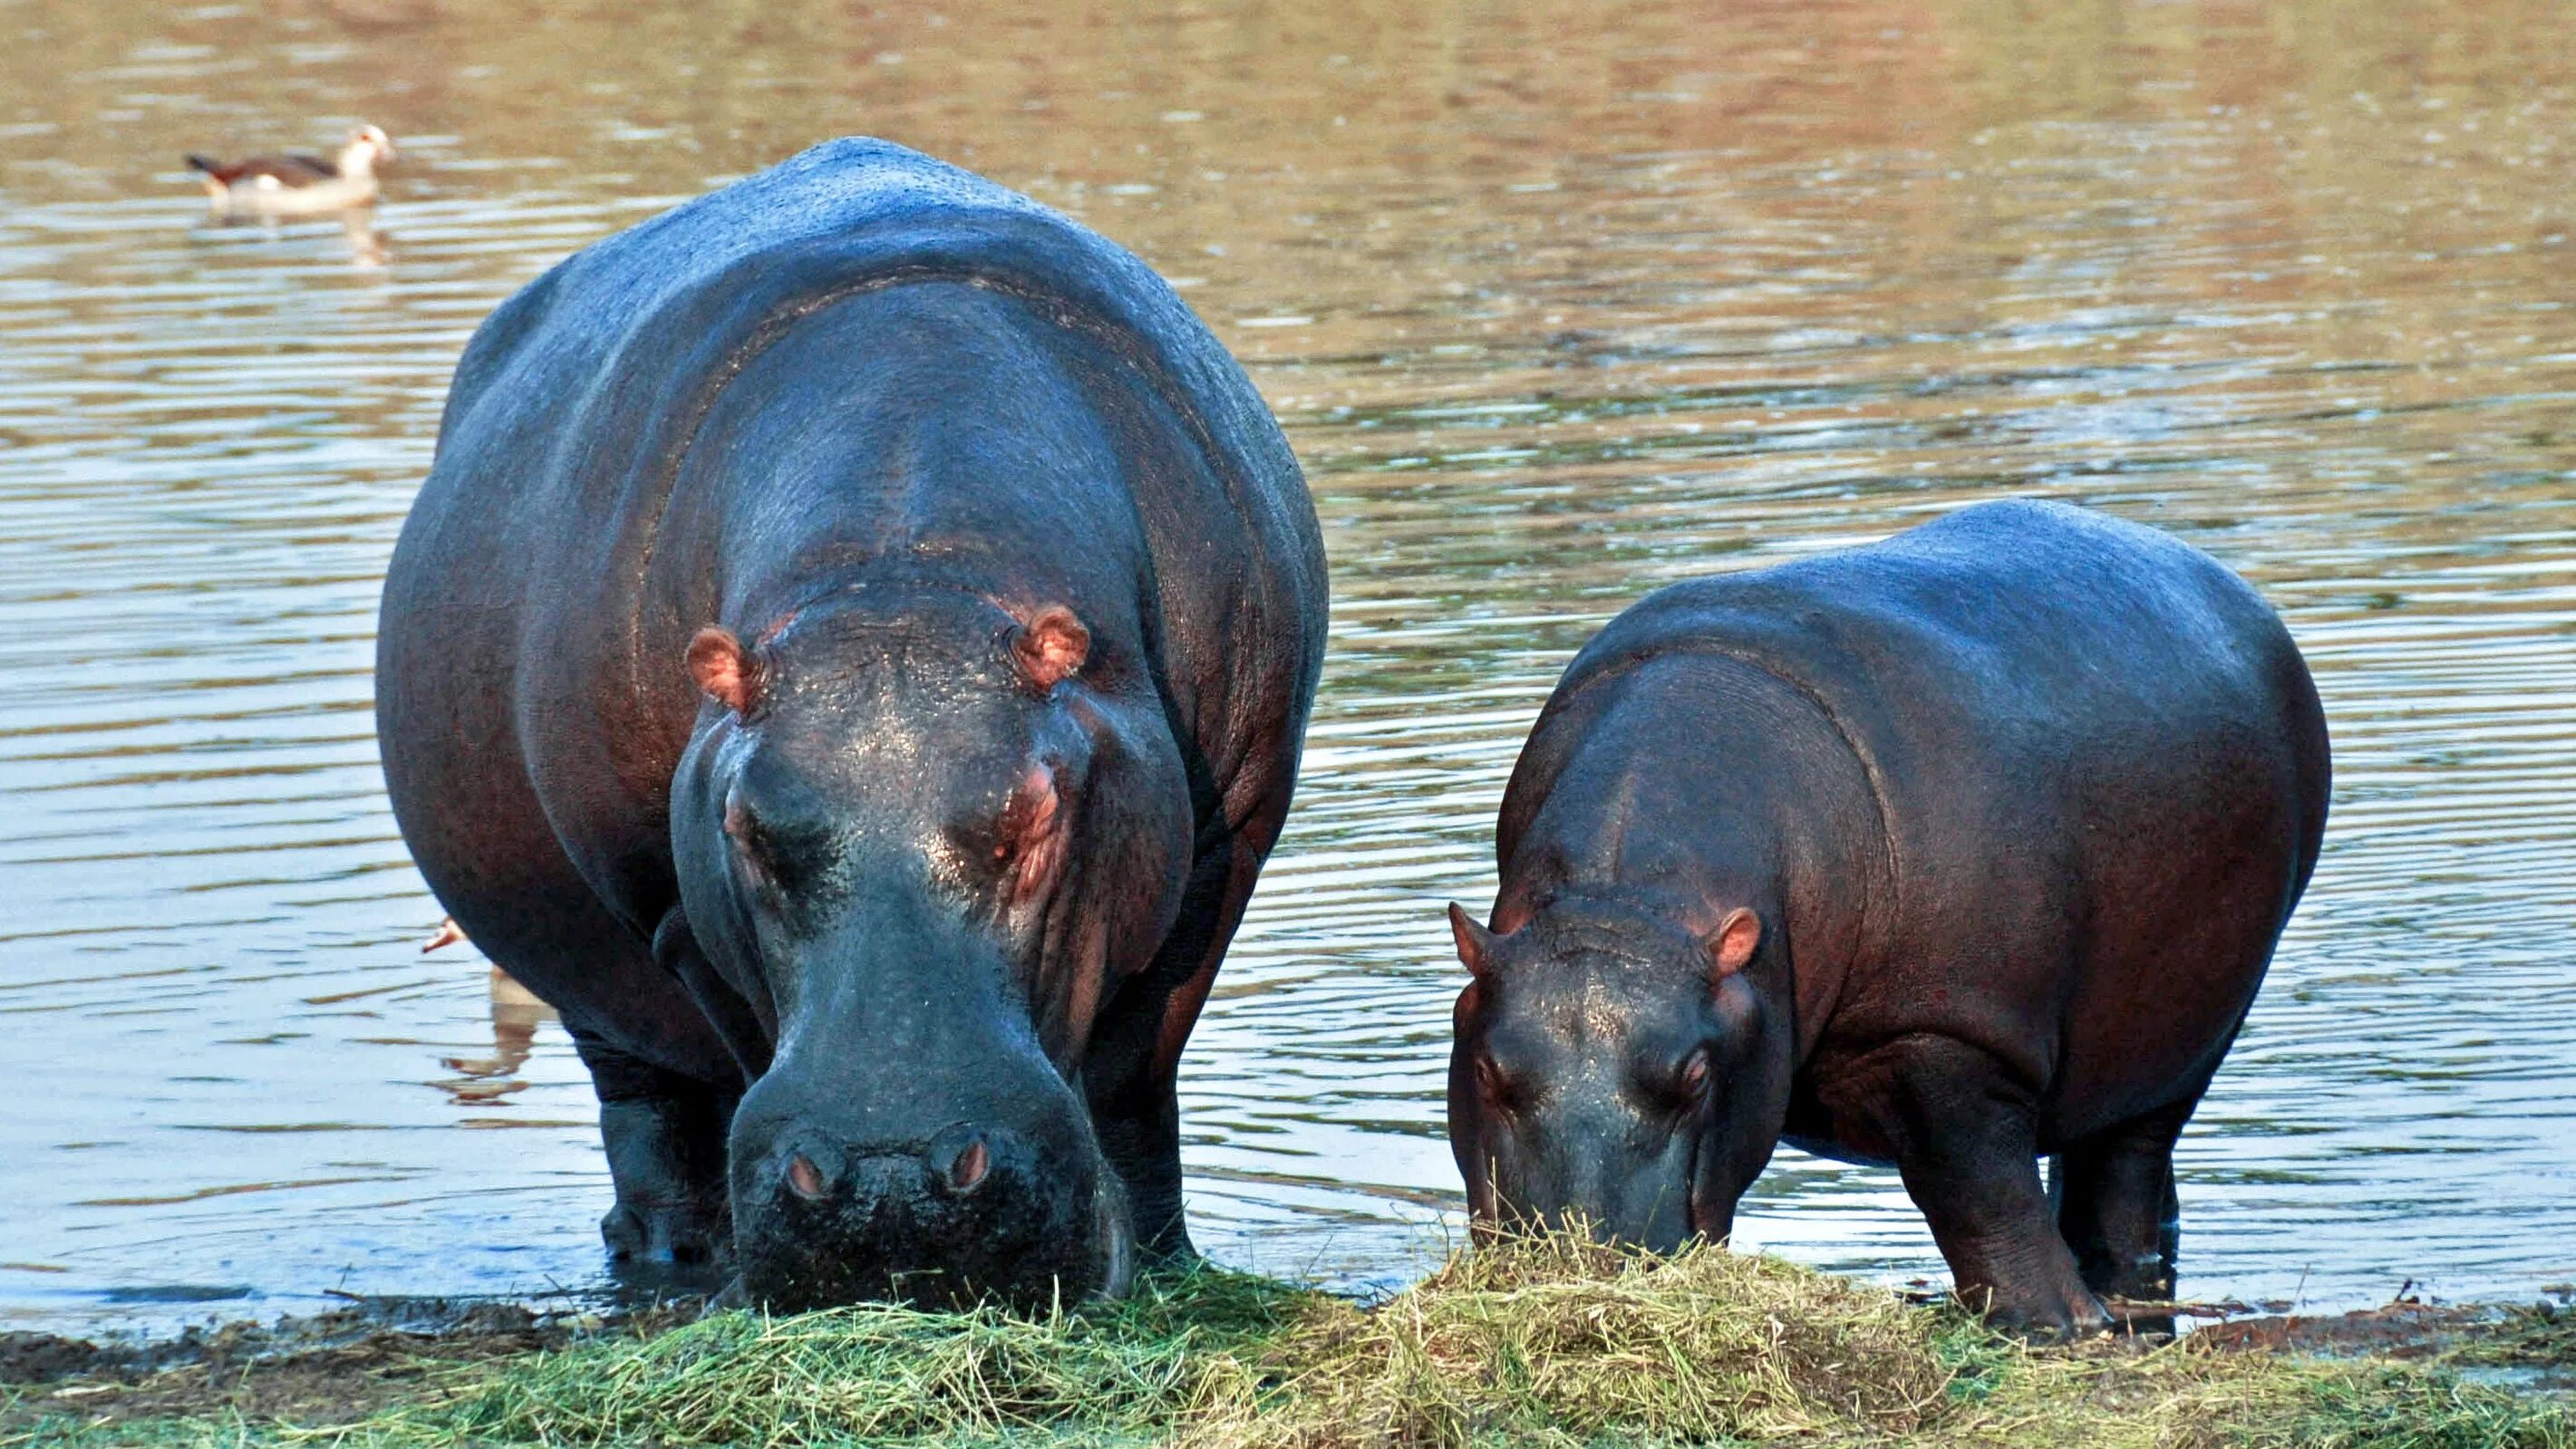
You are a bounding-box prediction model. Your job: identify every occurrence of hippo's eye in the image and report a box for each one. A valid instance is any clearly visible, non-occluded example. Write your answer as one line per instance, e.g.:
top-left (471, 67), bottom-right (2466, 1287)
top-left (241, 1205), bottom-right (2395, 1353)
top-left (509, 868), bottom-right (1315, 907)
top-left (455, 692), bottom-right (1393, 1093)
top-left (1473, 1055), bottom-right (1519, 1113)
top-left (723, 797), bottom-right (830, 894)
top-left (1673, 1049), bottom-right (1712, 1106)
top-left (723, 799), bottom-right (764, 866)
top-left (991, 765), bottom-right (1060, 874)
top-left (724, 807), bottom-right (782, 890)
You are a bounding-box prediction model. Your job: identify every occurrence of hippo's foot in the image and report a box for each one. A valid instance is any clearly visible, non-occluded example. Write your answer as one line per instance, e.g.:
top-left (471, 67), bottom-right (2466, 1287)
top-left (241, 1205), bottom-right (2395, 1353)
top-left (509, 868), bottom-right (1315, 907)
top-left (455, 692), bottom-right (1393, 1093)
top-left (1128, 1183), bottom-right (1196, 1270)
top-left (595, 1090), bottom-right (733, 1265)
top-left (575, 1036), bottom-right (737, 1269)
top-left (1961, 1267), bottom-right (2115, 1342)
top-left (1144, 1233), bottom-right (1201, 1270)
top-left (603, 1194), bottom-right (727, 1265)
top-left (596, 1090), bottom-right (733, 1266)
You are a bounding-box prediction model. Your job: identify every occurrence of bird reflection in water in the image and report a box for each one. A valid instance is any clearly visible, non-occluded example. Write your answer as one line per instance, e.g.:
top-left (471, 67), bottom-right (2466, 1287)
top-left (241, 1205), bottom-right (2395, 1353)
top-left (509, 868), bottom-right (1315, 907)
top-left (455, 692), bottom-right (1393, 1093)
top-left (339, 207), bottom-right (389, 269)
top-left (192, 205), bottom-right (389, 270)
top-left (423, 919), bottom-right (557, 1099)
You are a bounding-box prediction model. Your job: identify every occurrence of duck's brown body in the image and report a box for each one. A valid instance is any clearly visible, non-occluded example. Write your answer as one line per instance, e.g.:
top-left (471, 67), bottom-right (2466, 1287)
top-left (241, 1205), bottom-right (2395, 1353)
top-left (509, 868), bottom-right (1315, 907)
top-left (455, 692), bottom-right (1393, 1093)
top-left (185, 125), bottom-right (392, 216)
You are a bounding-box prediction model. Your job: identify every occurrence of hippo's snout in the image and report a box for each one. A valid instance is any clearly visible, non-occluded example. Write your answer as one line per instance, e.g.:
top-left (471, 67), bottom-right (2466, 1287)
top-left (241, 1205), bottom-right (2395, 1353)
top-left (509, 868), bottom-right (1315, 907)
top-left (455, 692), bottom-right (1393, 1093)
top-left (733, 1115), bottom-right (1118, 1310)
top-left (1470, 1101), bottom-right (1702, 1257)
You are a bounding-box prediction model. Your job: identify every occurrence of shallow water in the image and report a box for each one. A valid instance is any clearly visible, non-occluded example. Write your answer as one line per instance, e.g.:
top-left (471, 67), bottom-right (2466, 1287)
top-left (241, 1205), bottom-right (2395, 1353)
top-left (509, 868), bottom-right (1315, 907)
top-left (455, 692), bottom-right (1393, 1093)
top-left (3, 0), bottom-right (2572, 1333)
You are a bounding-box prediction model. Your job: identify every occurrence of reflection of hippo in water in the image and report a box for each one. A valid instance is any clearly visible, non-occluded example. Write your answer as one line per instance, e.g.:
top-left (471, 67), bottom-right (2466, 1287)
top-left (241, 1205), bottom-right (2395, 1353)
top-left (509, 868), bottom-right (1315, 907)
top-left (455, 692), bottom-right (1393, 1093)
top-left (1446, 501), bottom-right (2329, 1338)
top-left (376, 140), bottom-right (1327, 1308)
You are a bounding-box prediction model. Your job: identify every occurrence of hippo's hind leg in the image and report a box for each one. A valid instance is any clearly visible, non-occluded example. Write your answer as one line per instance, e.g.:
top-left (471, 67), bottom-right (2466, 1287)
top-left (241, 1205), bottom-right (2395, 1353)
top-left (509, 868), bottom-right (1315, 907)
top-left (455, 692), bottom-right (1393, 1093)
top-left (2050, 1094), bottom-right (2194, 1318)
top-left (571, 1028), bottom-right (738, 1267)
top-left (1835, 1033), bottom-right (2111, 1340)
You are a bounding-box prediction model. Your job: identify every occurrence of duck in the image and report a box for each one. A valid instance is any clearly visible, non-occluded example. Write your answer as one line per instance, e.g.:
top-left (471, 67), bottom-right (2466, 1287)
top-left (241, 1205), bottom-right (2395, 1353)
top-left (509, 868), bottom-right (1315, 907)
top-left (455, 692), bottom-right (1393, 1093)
top-left (185, 124), bottom-right (395, 217)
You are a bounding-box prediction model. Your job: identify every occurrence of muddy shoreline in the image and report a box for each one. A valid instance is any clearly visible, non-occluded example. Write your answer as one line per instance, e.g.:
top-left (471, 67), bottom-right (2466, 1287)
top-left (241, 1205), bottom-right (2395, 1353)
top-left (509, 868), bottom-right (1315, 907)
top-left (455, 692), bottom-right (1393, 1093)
top-left (1, 1292), bottom-right (704, 1430)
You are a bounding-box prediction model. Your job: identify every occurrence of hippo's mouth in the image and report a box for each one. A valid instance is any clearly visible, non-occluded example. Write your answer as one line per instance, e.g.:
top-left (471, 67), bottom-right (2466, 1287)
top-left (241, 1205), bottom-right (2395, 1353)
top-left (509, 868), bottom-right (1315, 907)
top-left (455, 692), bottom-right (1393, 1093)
top-left (1683, 1130), bottom-right (1734, 1247)
top-left (1690, 1167), bottom-right (1716, 1245)
top-left (1090, 1164), bottom-right (1136, 1300)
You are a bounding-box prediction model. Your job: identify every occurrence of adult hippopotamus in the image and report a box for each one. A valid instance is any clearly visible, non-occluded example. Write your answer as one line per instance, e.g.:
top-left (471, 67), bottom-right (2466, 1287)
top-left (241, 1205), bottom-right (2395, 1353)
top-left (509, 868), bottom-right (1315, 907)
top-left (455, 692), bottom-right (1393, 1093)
top-left (1444, 500), bottom-right (2328, 1337)
top-left (376, 139), bottom-right (1327, 1309)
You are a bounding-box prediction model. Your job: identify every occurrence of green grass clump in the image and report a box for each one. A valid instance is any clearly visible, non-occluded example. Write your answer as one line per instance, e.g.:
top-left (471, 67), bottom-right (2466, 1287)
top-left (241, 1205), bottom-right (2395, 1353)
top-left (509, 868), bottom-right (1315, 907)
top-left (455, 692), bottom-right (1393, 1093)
top-left (10, 1230), bottom-right (2571, 1448)
top-left (334, 1266), bottom-right (1306, 1448)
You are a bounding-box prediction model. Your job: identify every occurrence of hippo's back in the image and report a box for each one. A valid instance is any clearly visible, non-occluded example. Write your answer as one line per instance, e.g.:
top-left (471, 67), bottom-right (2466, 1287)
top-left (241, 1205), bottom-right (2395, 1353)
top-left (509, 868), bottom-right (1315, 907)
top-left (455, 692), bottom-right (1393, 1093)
top-left (1572, 501), bottom-right (2320, 792)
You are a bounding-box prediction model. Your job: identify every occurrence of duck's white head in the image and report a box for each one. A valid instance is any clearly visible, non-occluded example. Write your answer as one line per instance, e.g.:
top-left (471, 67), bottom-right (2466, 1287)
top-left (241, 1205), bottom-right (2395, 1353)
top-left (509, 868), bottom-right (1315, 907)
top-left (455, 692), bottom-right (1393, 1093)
top-left (340, 124), bottom-right (396, 177)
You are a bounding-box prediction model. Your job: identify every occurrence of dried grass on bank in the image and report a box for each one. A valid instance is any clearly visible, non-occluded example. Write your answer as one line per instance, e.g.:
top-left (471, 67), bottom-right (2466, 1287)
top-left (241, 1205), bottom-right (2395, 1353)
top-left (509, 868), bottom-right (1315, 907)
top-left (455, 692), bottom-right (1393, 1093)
top-left (1211, 1230), bottom-right (1949, 1446)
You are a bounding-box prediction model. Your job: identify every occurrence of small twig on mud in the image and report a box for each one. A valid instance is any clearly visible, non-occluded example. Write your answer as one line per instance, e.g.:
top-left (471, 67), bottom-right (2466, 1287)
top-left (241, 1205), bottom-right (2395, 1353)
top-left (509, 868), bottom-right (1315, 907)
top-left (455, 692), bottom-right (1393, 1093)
top-left (2102, 1298), bottom-right (2251, 1321)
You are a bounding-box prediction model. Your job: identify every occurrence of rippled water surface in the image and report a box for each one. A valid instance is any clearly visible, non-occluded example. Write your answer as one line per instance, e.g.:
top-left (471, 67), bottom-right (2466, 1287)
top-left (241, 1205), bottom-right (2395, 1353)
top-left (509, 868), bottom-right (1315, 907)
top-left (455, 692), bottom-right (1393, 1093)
top-left (4, 0), bottom-right (2572, 1332)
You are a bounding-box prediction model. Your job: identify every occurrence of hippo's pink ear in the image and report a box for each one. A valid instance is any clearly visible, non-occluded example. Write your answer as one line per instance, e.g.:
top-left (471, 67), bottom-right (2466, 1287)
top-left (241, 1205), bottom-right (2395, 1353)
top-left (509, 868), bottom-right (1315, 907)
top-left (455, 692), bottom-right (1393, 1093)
top-left (686, 626), bottom-right (763, 714)
top-left (1448, 903), bottom-right (1497, 980)
top-left (1012, 605), bottom-right (1090, 689)
top-left (1709, 907), bottom-right (1762, 982)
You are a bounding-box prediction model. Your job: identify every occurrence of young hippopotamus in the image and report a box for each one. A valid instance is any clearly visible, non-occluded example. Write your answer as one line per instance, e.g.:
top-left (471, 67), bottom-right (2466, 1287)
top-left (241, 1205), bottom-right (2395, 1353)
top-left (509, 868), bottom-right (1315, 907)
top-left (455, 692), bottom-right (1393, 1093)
top-left (376, 140), bottom-right (1327, 1309)
top-left (1445, 499), bottom-right (2329, 1338)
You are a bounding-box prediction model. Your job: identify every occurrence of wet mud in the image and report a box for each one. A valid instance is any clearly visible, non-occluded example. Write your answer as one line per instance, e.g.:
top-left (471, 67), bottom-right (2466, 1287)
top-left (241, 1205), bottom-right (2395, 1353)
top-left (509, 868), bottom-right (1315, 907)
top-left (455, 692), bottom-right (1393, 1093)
top-left (2200, 1288), bottom-right (2576, 1389)
top-left (0, 1294), bottom-right (702, 1430)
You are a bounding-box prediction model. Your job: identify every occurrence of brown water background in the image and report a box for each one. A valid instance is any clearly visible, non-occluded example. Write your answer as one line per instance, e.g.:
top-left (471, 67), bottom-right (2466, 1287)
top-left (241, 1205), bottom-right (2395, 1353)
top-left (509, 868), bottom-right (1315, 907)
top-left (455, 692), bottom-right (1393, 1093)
top-left (2, 0), bottom-right (2571, 1331)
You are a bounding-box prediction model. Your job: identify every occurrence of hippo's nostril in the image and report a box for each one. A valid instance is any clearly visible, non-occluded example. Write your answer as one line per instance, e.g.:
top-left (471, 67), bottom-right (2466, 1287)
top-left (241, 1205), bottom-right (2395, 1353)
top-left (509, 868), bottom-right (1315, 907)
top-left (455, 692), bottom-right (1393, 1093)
top-left (951, 1138), bottom-right (990, 1193)
top-left (785, 1153), bottom-right (828, 1200)
top-left (928, 1125), bottom-right (993, 1196)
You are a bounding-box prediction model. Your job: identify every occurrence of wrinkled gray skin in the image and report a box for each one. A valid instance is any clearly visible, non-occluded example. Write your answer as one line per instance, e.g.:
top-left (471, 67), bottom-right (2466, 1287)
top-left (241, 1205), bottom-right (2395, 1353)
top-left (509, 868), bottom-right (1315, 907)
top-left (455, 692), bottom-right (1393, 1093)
top-left (1448, 501), bottom-right (2329, 1338)
top-left (377, 140), bottom-right (1326, 1309)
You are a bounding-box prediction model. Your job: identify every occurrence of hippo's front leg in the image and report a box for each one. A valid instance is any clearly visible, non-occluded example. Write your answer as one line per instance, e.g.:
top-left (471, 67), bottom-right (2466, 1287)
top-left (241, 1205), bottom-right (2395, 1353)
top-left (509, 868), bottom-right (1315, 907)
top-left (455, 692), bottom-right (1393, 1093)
top-left (1084, 835), bottom-right (1268, 1263)
top-left (569, 1028), bottom-right (737, 1268)
top-left (1083, 1026), bottom-right (1194, 1263)
top-left (1834, 1033), bottom-right (2110, 1340)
